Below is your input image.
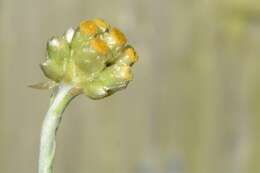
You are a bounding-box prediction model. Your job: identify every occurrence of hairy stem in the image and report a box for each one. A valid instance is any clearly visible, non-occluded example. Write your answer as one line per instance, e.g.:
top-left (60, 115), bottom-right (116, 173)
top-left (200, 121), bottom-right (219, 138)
top-left (38, 84), bottom-right (79, 173)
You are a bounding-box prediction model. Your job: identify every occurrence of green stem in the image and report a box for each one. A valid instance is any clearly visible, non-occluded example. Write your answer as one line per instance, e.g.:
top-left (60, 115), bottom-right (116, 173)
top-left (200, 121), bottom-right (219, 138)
top-left (38, 84), bottom-right (79, 173)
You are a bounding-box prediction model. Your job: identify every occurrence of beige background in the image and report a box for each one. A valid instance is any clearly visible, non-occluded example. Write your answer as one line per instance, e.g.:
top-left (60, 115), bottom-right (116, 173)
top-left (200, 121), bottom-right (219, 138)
top-left (1, 0), bottom-right (260, 173)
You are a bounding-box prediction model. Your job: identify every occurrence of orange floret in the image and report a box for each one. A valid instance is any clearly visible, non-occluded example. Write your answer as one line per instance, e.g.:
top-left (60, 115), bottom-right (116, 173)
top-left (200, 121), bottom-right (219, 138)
top-left (80, 20), bottom-right (97, 35)
top-left (111, 28), bottom-right (127, 45)
top-left (90, 38), bottom-right (109, 55)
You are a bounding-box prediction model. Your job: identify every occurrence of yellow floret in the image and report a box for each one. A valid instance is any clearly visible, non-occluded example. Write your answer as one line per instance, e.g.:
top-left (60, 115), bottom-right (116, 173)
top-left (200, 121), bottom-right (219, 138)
top-left (90, 38), bottom-right (109, 55)
top-left (120, 65), bottom-right (133, 81)
top-left (126, 47), bottom-right (138, 63)
top-left (94, 18), bottom-right (110, 31)
top-left (80, 20), bottom-right (97, 35)
top-left (110, 28), bottom-right (127, 45)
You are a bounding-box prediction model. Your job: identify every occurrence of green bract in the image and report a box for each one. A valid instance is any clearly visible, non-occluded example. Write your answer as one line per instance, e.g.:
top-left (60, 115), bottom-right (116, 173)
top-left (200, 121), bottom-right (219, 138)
top-left (40, 19), bottom-right (138, 99)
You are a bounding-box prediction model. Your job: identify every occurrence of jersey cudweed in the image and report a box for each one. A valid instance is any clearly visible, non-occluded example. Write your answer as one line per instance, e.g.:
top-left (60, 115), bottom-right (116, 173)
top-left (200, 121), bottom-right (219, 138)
top-left (41, 18), bottom-right (138, 99)
top-left (36, 19), bottom-right (138, 173)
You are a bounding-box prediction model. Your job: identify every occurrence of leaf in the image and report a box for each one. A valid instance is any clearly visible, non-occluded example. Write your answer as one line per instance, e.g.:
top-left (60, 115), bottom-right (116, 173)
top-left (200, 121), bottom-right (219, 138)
top-left (28, 81), bottom-right (57, 90)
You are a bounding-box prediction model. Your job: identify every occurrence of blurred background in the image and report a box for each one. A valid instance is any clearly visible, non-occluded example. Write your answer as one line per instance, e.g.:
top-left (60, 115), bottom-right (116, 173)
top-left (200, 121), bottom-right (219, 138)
top-left (1, 0), bottom-right (260, 173)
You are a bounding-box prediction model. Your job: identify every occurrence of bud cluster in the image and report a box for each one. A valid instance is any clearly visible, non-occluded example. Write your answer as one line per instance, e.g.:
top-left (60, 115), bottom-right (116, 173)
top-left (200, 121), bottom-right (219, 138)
top-left (41, 19), bottom-right (138, 99)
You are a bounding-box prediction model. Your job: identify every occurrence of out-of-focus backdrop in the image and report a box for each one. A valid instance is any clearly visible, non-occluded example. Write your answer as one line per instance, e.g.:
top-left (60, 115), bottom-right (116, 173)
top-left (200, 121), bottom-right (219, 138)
top-left (1, 0), bottom-right (260, 173)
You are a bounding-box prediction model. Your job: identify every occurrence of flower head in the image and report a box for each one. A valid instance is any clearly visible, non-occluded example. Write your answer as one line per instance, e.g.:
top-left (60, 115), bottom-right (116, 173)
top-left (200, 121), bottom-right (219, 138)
top-left (40, 19), bottom-right (138, 99)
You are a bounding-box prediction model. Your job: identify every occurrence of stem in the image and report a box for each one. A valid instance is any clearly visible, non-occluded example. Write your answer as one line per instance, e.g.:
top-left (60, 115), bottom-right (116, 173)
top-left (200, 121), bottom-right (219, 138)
top-left (38, 84), bottom-right (80, 173)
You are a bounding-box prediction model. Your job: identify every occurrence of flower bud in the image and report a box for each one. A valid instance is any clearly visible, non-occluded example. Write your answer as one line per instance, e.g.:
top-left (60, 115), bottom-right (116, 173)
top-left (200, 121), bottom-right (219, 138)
top-left (40, 18), bottom-right (138, 99)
